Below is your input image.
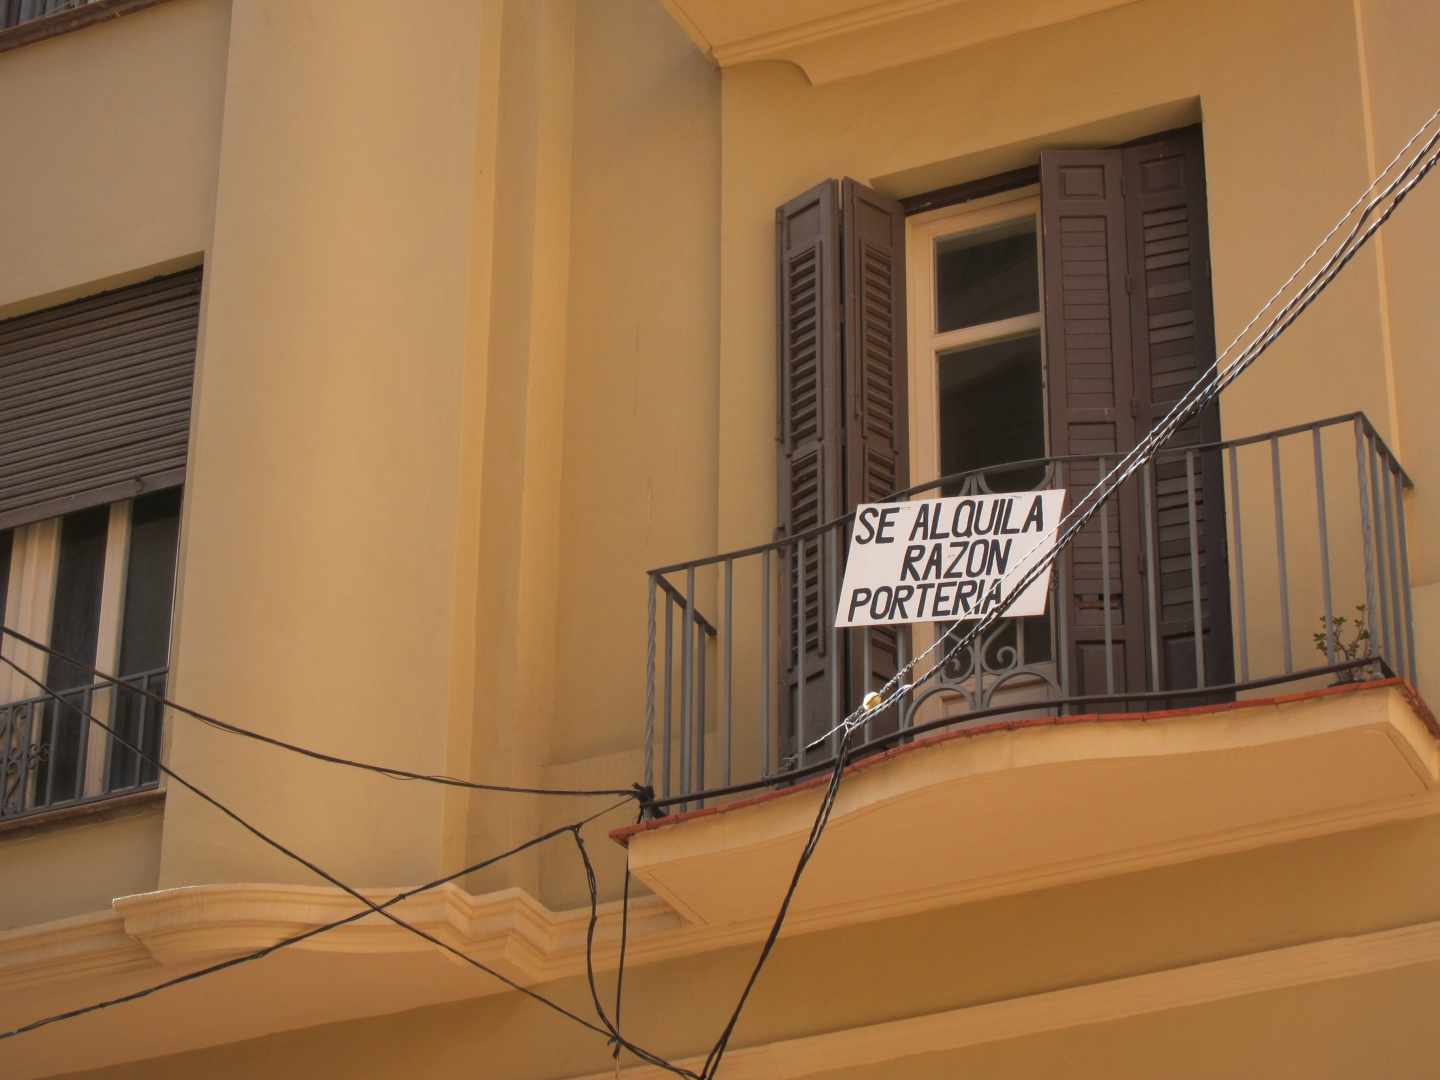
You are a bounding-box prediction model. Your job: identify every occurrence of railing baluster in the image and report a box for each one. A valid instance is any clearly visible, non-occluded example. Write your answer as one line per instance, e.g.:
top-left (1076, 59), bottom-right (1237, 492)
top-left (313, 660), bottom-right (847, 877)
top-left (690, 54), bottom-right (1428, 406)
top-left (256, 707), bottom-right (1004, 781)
top-left (1228, 445), bottom-right (1249, 683)
top-left (795, 541), bottom-right (806, 765)
top-left (73, 686), bottom-right (91, 798)
top-left (827, 528), bottom-right (841, 760)
top-left (129, 683), bottom-right (145, 791)
top-left (662, 593), bottom-right (673, 801)
top-left (1142, 461), bottom-right (1161, 692)
top-left (897, 631), bottom-right (911, 730)
top-left (681, 567), bottom-right (695, 804)
top-left (1054, 461), bottom-right (1071, 711)
top-left (1271, 436), bottom-right (1292, 674)
top-left (1393, 464), bottom-right (1417, 685)
top-left (1185, 450), bottom-right (1205, 688)
top-left (761, 548), bottom-right (771, 777)
top-left (1354, 419), bottom-right (1378, 665)
top-left (1367, 436), bottom-right (1392, 668)
top-left (861, 625), bottom-right (873, 743)
top-left (41, 698), bottom-right (60, 808)
top-left (1312, 429), bottom-right (1334, 666)
top-left (1100, 456), bottom-right (1115, 695)
top-left (1380, 449), bottom-right (1403, 677)
top-left (645, 576), bottom-right (656, 791)
top-left (723, 558), bottom-right (733, 787)
top-left (695, 615), bottom-right (706, 808)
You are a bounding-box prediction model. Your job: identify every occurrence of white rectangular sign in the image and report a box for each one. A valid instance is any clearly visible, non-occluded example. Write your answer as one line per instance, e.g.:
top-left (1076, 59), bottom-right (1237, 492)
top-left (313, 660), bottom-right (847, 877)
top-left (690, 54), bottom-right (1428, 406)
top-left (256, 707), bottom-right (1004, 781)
top-left (835, 490), bottom-right (1066, 628)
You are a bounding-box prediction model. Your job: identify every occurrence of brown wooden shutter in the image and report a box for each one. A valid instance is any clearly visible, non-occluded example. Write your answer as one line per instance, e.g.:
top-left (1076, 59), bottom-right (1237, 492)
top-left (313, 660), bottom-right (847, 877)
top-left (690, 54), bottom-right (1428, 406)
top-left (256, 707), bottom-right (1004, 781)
top-left (1121, 128), bottom-right (1234, 691)
top-left (777, 182), bottom-right (844, 755)
top-left (840, 178), bottom-right (909, 732)
top-left (777, 180), bottom-right (909, 759)
top-left (1039, 150), bottom-right (1149, 697)
top-left (0, 268), bottom-right (200, 531)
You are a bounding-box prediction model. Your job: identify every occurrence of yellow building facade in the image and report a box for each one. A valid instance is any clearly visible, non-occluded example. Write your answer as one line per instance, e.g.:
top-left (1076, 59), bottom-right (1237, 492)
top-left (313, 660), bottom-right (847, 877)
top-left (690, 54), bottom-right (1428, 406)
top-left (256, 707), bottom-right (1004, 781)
top-left (1, 0), bottom-right (1438, 1076)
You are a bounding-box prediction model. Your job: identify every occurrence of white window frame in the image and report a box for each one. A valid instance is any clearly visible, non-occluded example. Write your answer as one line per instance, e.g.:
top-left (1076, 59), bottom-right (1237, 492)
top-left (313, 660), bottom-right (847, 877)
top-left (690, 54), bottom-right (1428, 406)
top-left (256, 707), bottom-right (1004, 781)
top-left (903, 185), bottom-right (1058, 724)
top-left (1, 499), bottom-right (157, 802)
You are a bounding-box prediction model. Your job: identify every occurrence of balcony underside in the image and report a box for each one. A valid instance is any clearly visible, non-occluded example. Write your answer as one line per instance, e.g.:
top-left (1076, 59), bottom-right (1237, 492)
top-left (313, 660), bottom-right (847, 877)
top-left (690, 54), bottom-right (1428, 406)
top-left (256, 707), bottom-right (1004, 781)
top-left (619, 681), bottom-right (1440, 929)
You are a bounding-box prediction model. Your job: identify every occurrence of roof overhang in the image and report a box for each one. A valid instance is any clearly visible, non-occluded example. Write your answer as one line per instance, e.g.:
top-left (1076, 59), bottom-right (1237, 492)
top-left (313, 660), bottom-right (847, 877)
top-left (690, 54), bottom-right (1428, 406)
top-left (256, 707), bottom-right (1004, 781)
top-left (661, 0), bottom-right (1145, 85)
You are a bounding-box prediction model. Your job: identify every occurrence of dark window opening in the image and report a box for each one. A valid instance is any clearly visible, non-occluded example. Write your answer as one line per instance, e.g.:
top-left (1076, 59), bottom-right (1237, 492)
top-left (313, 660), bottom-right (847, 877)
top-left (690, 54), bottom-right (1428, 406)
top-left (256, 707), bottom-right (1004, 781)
top-left (935, 220), bottom-right (1040, 332)
top-left (36, 504), bottom-right (108, 804)
top-left (109, 487), bottom-right (181, 790)
top-left (938, 334), bottom-right (1047, 494)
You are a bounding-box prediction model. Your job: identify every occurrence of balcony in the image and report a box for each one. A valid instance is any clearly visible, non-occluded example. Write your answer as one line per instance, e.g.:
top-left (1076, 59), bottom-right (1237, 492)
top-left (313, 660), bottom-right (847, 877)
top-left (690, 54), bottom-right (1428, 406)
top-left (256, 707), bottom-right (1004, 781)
top-left (627, 413), bottom-right (1434, 926)
top-left (0, 668), bottom-right (166, 821)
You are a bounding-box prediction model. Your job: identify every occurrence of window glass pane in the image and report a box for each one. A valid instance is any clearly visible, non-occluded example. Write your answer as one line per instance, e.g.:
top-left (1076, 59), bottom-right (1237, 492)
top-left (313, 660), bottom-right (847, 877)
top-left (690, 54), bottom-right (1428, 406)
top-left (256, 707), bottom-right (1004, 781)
top-left (111, 487), bottom-right (181, 791)
top-left (117, 488), bottom-right (181, 677)
top-left (37, 505), bottom-right (108, 804)
top-left (46, 506), bottom-right (107, 689)
top-left (935, 218), bottom-right (1039, 332)
top-left (936, 333), bottom-right (1052, 666)
top-left (937, 332), bottom-right (1046, 494)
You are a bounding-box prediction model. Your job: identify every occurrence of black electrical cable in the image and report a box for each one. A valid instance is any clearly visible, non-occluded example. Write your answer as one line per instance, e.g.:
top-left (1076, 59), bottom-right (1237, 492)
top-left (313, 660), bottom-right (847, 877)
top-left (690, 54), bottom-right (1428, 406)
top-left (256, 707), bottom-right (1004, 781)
top-left (612, 810), bottom-right (643, 1064)
top-left (5, 108), bottom-right (1434, 1079)
top-left (574, 828), bottom-right (702, 1078)
top-left (701, 732), bottom-right (853, 1078)
top-left (0, 625), bottom-right (639, 800)
top-left (0, 800), bottom-right (626, 1043)
top-left (0, 652), bottom-right (632, 1040)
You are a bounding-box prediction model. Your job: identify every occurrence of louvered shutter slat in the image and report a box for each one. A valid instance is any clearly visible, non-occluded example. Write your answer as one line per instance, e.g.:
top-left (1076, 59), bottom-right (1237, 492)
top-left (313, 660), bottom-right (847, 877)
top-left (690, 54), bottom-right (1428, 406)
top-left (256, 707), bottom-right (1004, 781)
top-left (1040, 149), bottom-right (1149, 698)
top-left (0, 268), bottom-right (200, 529)
top-left (1122, 128), bottom-right (1234, 694)
top-left (777, 182), bottom-right (843, 760)
top-left (840, 178), bottom-right (909, 737)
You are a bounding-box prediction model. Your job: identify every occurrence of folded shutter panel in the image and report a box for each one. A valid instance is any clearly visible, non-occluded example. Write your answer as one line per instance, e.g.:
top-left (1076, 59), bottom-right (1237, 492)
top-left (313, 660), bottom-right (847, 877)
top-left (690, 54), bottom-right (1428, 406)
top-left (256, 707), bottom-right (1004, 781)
top-left (777, 179), bottom-right (911, 761)
top-left (777, 181), bottom-right (844, 760)
top-left (1122, 128), bottom-right (1234, 692)
top-left (1039, 149), bottom-right (1149, 698)
top-left (0, 268), bottom-right (200, 530)
top-left (840, 178), bottom-right (909, 736)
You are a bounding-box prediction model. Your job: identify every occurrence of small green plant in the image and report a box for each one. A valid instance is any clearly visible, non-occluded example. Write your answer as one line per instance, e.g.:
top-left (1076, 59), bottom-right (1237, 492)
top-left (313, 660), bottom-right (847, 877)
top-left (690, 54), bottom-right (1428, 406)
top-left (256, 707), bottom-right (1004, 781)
top-left (1312, 604), bottom-right (1372, 682)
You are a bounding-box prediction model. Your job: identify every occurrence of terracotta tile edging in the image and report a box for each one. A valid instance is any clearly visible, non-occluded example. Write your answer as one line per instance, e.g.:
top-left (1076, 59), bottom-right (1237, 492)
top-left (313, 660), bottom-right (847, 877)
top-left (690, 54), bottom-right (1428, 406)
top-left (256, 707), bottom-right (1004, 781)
top-left (612, 678), bottom-right (1430, 847)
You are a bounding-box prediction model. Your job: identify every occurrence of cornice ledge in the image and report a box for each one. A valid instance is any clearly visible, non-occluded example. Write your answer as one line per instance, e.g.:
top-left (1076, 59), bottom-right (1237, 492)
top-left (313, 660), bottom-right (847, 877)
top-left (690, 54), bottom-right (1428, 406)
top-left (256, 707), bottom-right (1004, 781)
top-left (113, 881), bottom-right (477, 966)
top-left (570, 916), bottom-right (1440, 1079)
top-left (0, 910), bottom-right (152, 991)
top-left (700, 0), bottom-right (1144, 86)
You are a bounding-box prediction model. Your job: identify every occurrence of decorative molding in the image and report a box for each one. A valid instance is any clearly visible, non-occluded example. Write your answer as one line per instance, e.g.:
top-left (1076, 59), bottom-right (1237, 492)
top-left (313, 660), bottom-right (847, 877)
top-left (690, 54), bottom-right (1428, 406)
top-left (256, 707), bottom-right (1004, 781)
top-left (0, 910), bottom-right (151, 990)
top-left (569, 916), bottom-right (1440, 1079)
top-left (661, 0), bottom-right (1145, 85)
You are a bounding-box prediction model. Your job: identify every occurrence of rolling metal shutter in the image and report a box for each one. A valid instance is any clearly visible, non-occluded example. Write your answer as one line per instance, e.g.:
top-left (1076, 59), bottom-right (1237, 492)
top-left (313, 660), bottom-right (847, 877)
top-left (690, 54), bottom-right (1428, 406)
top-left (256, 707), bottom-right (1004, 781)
top-left (0, 267), bottom-right (201, 530)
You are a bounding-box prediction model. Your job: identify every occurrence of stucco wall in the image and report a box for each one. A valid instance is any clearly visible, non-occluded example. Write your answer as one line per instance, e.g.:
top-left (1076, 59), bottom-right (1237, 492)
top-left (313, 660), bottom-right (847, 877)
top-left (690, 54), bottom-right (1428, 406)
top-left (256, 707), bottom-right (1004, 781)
top-left (0, 0), bottom-right (229, 932)
top-left (1355, 0), bottom-right (1440, 709)
top-left (0, 800), bottom-right (162, 931)
top-left (55, 813), bottom-right (1440, 1078)
top-left (0, 0), bottom-right (229, 314)
top-left (160, 0), bottom-right (491, 889)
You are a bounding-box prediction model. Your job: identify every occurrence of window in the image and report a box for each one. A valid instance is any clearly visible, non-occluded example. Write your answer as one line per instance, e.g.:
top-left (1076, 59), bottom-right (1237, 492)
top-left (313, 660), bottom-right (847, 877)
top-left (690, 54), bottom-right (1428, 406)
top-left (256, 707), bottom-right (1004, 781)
top-left (907, 190), bottom-right (1054, 716)
top-left (0, 268), bottom-right (197, 818)
top-left (771, 125), bottom-right (1233, 732)
top-left (0, 492), bottom-right (181, 815)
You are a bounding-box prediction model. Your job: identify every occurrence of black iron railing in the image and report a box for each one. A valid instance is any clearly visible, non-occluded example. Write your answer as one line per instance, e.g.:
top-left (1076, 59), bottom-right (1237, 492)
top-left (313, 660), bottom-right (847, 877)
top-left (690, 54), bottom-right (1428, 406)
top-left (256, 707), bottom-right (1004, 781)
top-left (644, 413), bottom-right (1415, 808)
top-left (0, 667), bottom-right (167, 819)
